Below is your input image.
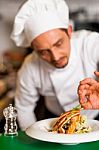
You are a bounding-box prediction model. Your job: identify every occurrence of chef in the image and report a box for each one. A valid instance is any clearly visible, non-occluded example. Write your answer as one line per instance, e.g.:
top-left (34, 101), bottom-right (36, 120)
top-left (11, 0), bottom-right (99, 130)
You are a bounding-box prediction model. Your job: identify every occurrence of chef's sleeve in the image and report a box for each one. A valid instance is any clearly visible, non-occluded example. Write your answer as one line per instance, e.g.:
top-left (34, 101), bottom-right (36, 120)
top-left (15, 58), bottom-right (39, 131)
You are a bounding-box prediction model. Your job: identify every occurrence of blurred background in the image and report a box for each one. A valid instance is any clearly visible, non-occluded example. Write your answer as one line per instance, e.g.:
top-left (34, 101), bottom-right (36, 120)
top-left (0, 0), bottom-right (99, 132)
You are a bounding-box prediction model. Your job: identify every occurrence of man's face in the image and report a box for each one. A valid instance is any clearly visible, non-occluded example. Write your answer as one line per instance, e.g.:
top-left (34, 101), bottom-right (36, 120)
top-left (31, 27), bottom-right (72, 68)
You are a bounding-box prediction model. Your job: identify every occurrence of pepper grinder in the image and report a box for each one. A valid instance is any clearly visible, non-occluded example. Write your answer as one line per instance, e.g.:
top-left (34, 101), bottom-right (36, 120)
top-left (3, 104), bottom-right (18, 136)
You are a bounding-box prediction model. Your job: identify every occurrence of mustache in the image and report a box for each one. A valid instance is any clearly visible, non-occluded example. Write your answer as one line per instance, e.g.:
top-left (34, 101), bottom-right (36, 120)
top-left (52, 56), bottom-right (66, 64)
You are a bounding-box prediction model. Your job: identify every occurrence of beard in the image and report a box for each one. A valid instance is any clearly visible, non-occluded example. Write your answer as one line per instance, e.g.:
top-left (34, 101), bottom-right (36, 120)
top-left (52, 57), bottom-right (69, 69)
top-left (54, 63), bottom-right (68, 68)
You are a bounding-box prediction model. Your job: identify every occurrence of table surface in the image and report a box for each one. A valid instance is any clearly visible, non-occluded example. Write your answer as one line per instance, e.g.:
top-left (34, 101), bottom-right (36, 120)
top-left (0, 131), bottom-right (99, 150)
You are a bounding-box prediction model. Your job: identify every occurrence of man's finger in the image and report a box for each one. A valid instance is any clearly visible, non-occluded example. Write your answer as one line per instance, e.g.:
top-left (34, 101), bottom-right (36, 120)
top-left (79, 78), bottom-right (97, 86)
top-left (78, 84), bottom-right (89, 92)
top-left (78, 90), bottom-right (88, 104)
top-left (89, 94), bottom-right (99, 109)
top-left (81, 101), bottom-right (92, 109)
top-left (94, 71), bottom-right (99, 77)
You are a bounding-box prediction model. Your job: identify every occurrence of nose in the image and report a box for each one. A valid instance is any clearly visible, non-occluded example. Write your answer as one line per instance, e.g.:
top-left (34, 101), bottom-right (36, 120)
top-left (51, 48), bottom-right (60, 61)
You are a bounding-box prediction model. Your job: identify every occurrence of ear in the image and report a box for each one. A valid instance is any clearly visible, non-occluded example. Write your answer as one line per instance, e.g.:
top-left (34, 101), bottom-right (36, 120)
top-left (67, 25), bottom-right (72, 38)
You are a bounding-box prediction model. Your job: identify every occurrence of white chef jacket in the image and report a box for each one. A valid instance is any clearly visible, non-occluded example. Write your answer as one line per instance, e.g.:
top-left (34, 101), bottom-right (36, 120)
top-left (15, 30), bottom-right (99, 130)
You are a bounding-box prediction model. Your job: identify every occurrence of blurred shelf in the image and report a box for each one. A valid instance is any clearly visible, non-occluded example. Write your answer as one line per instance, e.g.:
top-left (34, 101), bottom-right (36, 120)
top-left (74, 21), bottom-right (99, 32)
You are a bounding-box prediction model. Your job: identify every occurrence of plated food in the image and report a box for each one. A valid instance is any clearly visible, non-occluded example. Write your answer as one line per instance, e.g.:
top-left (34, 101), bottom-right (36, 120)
top-left (25, 115), bottom-right (99, 144)
top-left (52, 107), bottom-right (92, 134)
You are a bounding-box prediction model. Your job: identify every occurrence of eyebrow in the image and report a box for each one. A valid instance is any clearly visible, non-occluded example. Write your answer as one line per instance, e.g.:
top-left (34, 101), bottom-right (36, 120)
top-left (53, 38), bottom-right (63, 47)
top-left (36, 38), bottom-right (63, 52)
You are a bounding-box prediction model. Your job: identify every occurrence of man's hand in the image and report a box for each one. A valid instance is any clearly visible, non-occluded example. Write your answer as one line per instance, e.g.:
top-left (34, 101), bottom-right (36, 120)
top-left (77, 71), bottom-right (99, 109)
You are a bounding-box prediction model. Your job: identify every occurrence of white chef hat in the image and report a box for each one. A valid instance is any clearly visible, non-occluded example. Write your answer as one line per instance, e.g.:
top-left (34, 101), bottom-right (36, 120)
top-left (11, 0), bottom-right (69, 47)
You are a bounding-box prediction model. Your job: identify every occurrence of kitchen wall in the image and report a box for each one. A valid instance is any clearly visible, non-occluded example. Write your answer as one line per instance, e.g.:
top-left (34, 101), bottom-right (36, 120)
top-left (0, 0), bottom-right (26, 52)
top-left (66, 0), bottom-right (99, 14)
top-left (65, 0), bottom-right (99, 32)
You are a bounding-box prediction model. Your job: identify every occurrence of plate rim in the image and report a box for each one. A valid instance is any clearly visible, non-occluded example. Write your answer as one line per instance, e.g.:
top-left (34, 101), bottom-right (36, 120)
top-left (25, 118), bottom-right (99, 144)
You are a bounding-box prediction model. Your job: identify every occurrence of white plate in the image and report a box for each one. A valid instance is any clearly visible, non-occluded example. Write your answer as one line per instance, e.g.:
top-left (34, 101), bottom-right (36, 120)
top-left (25, 118), bottom-right (99, 144)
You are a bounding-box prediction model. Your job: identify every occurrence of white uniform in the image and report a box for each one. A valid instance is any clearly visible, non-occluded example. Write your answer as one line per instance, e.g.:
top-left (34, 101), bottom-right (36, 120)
top-left (15, 30), bottom-right (99, 130)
